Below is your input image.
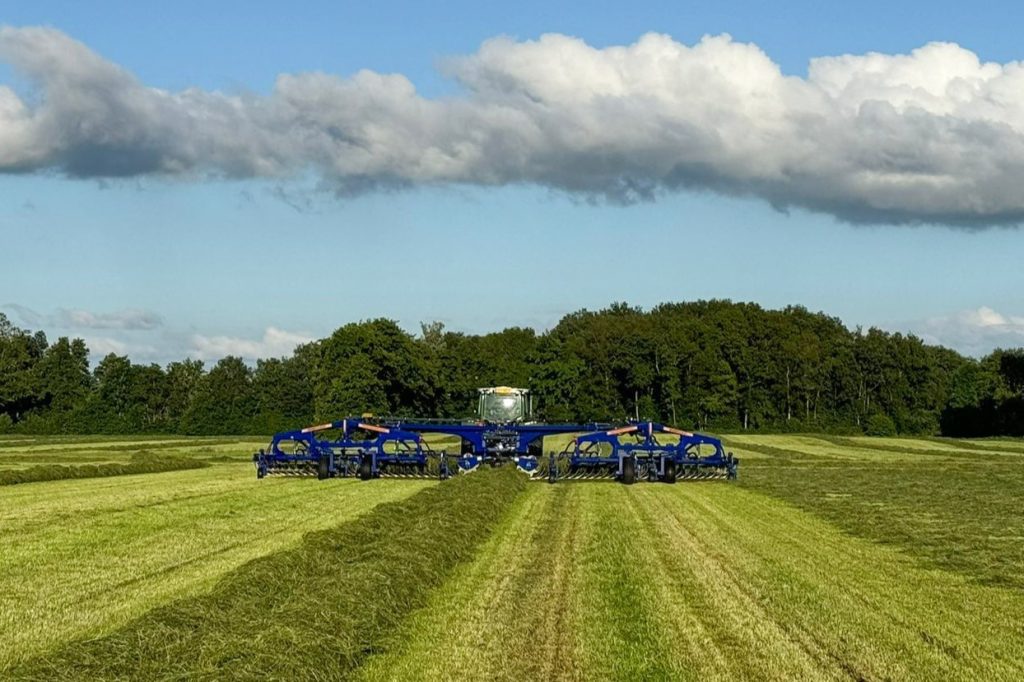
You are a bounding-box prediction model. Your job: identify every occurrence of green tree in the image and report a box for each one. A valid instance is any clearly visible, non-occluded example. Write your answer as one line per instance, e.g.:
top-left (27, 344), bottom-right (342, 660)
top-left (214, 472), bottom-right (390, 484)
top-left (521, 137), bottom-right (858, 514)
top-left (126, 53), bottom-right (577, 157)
top-left (129, 364), bottom-right (170, 430)
top-left (37, 337), bottom-right (92, 414)
top-left (253, 350), bottom-right (315, 432)
top-left (865, 413), bottom-right (897, 436)
top-left (83, 354), bottom-right (168, 432)
top-left (315, 319), bottom-right (435, 418)
top-left (999, 350), bottom-right (1024, 396)
top-left (320, 354), bottom-right (389, 417)
top-left (0, 313), bottom-right (45, 424)
top-left (181, 357), bottom-right (256, 434)
top-left (94, 354), bottom-right (135, 420)
top-left (166, 360), bottom-right (204, 428)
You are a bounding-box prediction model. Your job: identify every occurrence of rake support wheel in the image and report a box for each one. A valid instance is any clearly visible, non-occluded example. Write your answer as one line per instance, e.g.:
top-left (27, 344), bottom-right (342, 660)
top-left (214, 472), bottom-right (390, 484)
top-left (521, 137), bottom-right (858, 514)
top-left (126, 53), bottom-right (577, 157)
top-left (663, 459), bottom-right (677, 484)
top-left (621, 456), bottom-right (636, 485)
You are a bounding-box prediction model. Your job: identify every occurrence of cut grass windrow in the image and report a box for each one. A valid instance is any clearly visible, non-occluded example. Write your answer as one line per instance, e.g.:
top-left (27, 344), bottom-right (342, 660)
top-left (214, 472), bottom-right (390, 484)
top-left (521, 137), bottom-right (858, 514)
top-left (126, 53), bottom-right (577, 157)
top-left (634, 484), bottom-right (1024, 680)
top-left (9, 467), bottom-right (528, 681)
top-left (0, 437), bottom-right (252, 454)
top-left (359, 483), bottom-right (695, 681)
top-left (356, 483), bottom-right (582, 681)
top-left (0, 453), bottom-right (209, 485)
top-left (361, 482), bottom-right (1024, 681)
top-left (819, 435), bottom-right (1020, 460)
top-left (741, 455), bottom-right (1024, 590)
top-left (727, 434), bottom-right (956, 463)
top-left (0, 464), bottom-right (432, 669)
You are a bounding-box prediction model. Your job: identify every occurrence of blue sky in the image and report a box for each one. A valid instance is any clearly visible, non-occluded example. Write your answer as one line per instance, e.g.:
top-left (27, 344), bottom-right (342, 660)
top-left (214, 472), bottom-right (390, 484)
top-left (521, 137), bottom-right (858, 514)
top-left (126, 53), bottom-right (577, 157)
top-left (3, 0), bottom-right (1024, 362)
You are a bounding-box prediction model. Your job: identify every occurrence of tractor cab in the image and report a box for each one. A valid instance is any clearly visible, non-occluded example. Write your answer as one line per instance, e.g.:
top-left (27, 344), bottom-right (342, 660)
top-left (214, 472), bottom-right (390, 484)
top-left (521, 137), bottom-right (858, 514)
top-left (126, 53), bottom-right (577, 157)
top-left (477, 386), bottom-right (532, 423)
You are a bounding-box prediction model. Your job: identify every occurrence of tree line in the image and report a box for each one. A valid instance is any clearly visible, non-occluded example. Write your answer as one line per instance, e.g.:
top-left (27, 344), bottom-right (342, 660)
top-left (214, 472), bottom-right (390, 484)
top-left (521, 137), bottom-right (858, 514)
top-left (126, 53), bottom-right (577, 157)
top-left (2, 301), bottom-right (1022, 437)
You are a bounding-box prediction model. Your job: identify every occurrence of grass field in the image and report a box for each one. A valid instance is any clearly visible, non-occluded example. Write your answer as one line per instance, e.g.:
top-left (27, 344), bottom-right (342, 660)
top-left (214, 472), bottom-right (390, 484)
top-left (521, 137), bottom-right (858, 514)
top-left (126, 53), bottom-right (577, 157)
top-left (2, 433), bottom-right (1023, 679)
top-left (0, 437), bottom-right (433, 669)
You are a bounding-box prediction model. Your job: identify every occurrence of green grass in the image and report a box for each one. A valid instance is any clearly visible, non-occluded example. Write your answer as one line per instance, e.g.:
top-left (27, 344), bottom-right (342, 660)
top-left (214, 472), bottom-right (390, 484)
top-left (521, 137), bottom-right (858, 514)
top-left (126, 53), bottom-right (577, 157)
top-left (9, 468), bottom-right (527, 681)
top-left (727, 433), bottom-right (958, 462)
top-left (0, 435), bottom-right (262, 454)
top-left (0, 452), bottom-right (210, 484)
top-left (4, 433), bottom-right (1024, 680)
top-left (358, 482), bottom-right (1024, 680)
top-left (0, 436), bottom-right (265, 470)
top-left (0, 460), bottom-right (431, 670)
top-left (822, 434), bottom-right (1024, 459)
top-left (739, 435), bottom-right (1024, 590)
top-left (356, 481), bottom-right (583, 681)
top-left (928, 436), bottom-right (1024, 454)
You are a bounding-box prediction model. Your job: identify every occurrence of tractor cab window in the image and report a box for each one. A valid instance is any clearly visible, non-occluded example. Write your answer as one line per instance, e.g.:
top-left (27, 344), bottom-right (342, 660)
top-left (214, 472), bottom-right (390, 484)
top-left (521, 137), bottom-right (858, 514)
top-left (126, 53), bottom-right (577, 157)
top-left (479, 393), bottom-right (524, 422)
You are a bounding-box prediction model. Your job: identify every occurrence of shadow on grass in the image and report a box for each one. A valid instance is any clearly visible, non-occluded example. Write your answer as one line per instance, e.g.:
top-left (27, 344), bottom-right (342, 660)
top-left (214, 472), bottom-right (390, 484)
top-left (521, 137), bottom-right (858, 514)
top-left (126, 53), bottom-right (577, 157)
top-left (8, 467), bottom-right (528, 680)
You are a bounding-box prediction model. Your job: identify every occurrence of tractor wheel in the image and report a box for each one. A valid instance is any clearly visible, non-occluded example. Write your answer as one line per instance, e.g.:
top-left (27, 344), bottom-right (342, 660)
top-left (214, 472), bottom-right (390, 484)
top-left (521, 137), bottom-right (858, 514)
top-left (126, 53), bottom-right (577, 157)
top-left (621, 457), bottom-right (636, 485)
top-left (359, 457), bottom-right (373, 481)
top-left (317, 457), bottom-right (330, 480)
top-left (663, 459), bottom-right (677, 484)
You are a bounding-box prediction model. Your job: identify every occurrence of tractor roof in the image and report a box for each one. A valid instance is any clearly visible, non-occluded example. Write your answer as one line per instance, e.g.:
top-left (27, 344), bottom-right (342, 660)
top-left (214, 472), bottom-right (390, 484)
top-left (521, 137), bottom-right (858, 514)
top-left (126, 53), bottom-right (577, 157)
top-left (478, 386), bottom-right (529, 395)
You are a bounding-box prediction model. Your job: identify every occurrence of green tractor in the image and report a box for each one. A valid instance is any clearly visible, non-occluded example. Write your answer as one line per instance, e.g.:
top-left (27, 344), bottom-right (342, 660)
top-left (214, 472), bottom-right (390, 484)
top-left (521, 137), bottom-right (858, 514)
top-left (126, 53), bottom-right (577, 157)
top-left (476, 386), bottom-right (533, 423)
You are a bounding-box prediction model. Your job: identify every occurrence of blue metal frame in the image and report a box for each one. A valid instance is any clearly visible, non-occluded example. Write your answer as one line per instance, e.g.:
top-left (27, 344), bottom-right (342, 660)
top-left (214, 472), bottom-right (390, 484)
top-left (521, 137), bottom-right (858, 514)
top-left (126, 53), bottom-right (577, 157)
top-left (559, 422), bottom-right (737, 482)
top-left (253, 417), bottom-right (738, 483)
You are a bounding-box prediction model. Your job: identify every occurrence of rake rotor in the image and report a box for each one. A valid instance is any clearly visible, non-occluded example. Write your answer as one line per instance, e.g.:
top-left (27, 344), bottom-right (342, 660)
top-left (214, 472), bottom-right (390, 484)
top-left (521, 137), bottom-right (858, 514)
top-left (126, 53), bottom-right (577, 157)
top-left (253, 409), bottom-right (738, 484)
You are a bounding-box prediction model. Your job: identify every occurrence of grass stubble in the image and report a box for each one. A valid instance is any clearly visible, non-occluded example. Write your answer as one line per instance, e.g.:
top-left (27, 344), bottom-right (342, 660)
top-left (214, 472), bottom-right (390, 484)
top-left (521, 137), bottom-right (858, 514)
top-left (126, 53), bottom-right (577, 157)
top-left (0, 462), bottom-right (432, 670)
top-left (4, 434), bottom-right (1024, 680)
top-left (0, 452), bottom-right (209, 485)
top-left (358, 476), bottom-right (1024, 681)
top-left (738, 435), bottom-right (1024, 590)
top-left (7, 467), bottom-right (527, 680)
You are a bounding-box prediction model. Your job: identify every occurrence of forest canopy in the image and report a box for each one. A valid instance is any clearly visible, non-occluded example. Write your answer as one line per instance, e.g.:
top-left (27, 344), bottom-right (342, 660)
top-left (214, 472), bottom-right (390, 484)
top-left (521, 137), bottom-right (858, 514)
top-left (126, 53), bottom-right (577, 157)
top-left (2, 301), bottom-right (1022, 437)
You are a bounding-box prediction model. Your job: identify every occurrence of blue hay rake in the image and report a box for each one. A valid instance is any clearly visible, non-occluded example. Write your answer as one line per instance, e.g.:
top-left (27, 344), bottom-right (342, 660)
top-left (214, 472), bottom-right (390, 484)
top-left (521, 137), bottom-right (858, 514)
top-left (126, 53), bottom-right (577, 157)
top-left (253, 387), bottom-right (738, 484)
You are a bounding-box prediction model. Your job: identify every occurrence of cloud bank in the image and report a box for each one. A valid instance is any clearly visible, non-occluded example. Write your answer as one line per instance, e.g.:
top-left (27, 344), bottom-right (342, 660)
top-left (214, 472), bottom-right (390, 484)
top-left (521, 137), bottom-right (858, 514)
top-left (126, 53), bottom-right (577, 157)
top-left (190, 327), bottom-right (314, 362)
top-left (4, 304), bottom-right (163, 330)
top-left (908, 306), bottom-right (1024, 357)
top-left (3, 26), bottom-right (1024, 225)
top-left (3, 304), bottom-right (310, 363)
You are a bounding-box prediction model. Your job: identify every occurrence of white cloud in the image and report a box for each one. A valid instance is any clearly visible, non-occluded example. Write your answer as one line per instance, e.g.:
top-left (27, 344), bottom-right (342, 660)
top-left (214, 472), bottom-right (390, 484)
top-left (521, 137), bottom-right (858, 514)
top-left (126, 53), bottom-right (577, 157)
top-left (56, 308), bottom-right (162, 330)
top-left (79, 335), bottom-right (161, 362)
top-left (4, 27), bottom-right (1024, 225)
top-left (85, 336), bottom-right (127, 355)
top-left (907, 306), bottom-right (1024, 356)
top-left (189, 327), bottom-right (314, 361)
top-left (3, 303), bottom-right (45, 328)
top-left (4, 303), bottom-right (314, 364)
top-left (3, 304), bottom-right (162, 330)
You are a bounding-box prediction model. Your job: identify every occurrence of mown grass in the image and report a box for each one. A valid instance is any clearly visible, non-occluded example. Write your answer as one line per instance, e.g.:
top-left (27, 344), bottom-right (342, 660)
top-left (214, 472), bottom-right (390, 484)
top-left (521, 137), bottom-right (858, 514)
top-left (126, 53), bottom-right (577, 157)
top-left (639, 484), bottom-right (1024, 680)
top-left (0, 437), bottom-right (251, 459)
top-left (0, 460), bottom-right (432, 670)
top-left (0, 437), bottom-right (265, 471)
top-left (5, 433), bottom-right (1024, 680)
top-left (9, 467), bottom-right (527, 681)
top-left (359, 482), bottom-right (1024, 680)
top-left (933, 436), bottom-right (1024, 450)
top-left (727, 433), bottom-right (956, 463)
top-left (0, 452), bottom-right (209, 485)
top-left (740, 435), bottom-right (1024, 590)
top-left (820, 434), bottom-right (1024, 459)
top-left (357, 483), bottom-right (582, 681)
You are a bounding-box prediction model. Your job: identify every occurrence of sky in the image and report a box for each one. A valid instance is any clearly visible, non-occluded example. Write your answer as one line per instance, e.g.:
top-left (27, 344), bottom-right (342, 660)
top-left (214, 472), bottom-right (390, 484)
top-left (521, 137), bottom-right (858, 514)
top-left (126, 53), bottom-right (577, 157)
top-left (3, 0), bottom-right (1024, 363)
